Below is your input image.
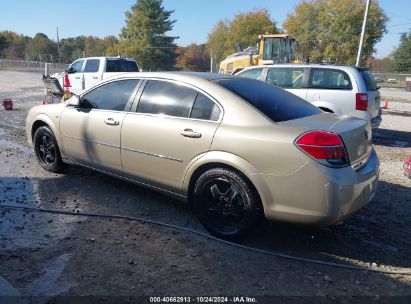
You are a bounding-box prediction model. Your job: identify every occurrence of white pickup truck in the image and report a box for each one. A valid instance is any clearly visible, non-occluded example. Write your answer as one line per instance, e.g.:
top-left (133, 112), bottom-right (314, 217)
top-left (52, 57), bottom-right (140, 95)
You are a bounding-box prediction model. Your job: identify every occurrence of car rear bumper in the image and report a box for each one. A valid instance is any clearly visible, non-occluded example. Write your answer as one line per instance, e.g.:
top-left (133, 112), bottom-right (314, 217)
top-left (371, 108), bottom-right (382, 129)
top-left (257, 149), bottom-right (379, 226)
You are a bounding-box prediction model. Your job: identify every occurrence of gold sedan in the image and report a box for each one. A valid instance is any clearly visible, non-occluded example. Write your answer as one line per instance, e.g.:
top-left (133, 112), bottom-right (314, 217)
top-left (26, 72), bottom-right (379, 239)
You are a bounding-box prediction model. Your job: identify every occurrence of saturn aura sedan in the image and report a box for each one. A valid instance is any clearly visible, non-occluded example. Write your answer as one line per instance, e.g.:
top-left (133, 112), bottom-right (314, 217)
top-left (26, 72), bottom-right (379, 239)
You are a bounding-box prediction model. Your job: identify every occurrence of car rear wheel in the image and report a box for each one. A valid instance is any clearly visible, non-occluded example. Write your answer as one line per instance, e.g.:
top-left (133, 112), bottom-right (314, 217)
top-left (33, 126), bottom-right (63, 173)
top-left (192, 168), bottom-right (262, 239)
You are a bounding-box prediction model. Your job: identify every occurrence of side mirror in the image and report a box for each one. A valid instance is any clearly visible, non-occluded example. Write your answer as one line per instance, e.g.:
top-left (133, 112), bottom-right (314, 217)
top-left (67, 95), bottom-right (80, 107)
top-left (66, 67), bottom-right (76, 74)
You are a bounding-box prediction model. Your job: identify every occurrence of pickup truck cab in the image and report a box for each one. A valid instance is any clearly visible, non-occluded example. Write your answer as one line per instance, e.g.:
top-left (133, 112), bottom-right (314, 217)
top-left (54, 57), bottom-right (140, 95)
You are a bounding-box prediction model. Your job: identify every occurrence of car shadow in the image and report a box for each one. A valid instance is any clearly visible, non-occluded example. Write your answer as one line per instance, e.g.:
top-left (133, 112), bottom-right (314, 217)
top-left (1, 168), bottom-right (410, 270)
top-left (1, 172), bottom-right (411, 297)
top-left (240, 180), bottom-right (411, 269)
top-left (373, 128), bottom-right (411, 148)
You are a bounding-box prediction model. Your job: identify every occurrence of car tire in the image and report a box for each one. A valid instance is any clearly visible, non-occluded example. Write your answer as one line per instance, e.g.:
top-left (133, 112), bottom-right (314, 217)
top-left (192, 168), bottom-right (262, 240)
top-left (33, 126), bottom-right (64, 173)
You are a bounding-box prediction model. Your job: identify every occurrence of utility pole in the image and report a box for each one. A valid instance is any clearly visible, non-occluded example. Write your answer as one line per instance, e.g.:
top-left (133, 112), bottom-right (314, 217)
top-left (356, 0), bottom-right (371, 67)
top-left (210, 49), bottom-right (214, 73)
top-left (57, 27), bottom-right (60, 65)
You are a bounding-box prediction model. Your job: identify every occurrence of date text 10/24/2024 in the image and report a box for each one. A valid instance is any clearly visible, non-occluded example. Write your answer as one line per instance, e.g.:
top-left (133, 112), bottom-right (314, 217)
top-left (150, 297), bottom-right (257, 303)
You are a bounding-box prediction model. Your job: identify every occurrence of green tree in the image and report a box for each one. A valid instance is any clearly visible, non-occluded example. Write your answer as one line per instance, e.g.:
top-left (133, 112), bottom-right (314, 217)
top-left (176, 43), bottom-right (210, 71)
top-left (60, 37), bottom-right (84, 63)
top-left (0, 31), bottom-right (31, 59)
top-left (0, 34), bottom-right (8, 53)
top-left (119, 0), bottom-right (178, 71)
top-left (284, 0), bottom-right (388, 64)
top-left (369, 56), bottom-right (393, 73)
top-left (102, 35), bottom-right (119, 56)
top-left (207, 9), bottom-right (278, 64)
top-left (206, 20), bottom-right (230, 66)
top-left (26, 33), bottom-right (58, 62)
top-left (393, 32), bottom-right (411, 73)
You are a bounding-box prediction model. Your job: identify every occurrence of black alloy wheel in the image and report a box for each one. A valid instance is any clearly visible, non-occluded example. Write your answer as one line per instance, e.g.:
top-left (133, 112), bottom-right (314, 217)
top-left (33, 126), bottom-right (63, 173)
top-left (192, 168), bottom-right (262, 239)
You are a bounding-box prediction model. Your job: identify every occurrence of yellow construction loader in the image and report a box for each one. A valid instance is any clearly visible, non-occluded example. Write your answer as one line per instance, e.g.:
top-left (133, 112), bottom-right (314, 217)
top-left (219, 34), bottom-right (297, 74)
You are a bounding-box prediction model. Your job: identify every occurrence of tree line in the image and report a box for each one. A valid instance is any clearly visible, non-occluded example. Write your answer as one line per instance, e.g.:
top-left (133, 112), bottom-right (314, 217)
top-left (0, 31), bottom-right (120, 63)
top-left (0, 0), bottom-right (410, 73)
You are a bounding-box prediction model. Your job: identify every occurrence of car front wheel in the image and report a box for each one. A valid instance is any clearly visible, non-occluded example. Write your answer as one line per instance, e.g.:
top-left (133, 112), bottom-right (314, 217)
top-left (192, 168), bottom-right (262, 239)
top-left (33, 126), bottom-right (63, 173)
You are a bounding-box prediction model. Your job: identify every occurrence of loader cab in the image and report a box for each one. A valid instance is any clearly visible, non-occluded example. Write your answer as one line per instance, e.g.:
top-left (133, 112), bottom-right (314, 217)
top-left (258, 34), bottom-right (296, 65)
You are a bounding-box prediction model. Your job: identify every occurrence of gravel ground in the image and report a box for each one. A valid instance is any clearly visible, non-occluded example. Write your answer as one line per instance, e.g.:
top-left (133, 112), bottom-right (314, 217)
top-left (380, 88), bottom-right (411, 112)
top-left (0, 71), bottom-right (411, 303)
top-left (380, 88), bottom-right (411, 102)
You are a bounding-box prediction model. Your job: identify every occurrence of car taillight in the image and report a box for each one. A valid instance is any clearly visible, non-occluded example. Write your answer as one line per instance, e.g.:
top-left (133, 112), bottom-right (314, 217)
top-left (295, 130), bottom-right (349, 167)
top-left (356, 93), bottom-right (368, 111)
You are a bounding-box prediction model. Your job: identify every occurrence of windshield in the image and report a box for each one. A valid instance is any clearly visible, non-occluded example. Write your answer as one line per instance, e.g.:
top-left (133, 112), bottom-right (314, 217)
top-left (215, 78), bottom-right (320, 122)
top-left (263, 37), bottom-right (296, 62)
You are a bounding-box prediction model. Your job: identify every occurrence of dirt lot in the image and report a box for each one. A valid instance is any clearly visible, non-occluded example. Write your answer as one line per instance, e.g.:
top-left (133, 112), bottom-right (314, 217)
top-left (0, 70), bottom-right (411, 303)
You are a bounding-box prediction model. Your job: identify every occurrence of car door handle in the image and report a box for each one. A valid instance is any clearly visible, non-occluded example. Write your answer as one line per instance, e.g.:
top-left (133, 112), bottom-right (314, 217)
top-left (104, 118), bottom-right (119, 126)
top-left (92, 76), bottom-right (98, 79)
top-left (179, 129), bottom-right (201, 138)
top-left (75, 76), bottom-right (80, 79)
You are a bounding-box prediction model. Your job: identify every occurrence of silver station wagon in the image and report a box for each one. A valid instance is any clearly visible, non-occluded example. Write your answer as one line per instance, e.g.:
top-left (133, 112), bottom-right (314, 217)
top-left (26, 72), bottom-right (379, 239)
top-left (236, 64), bottom-right (382, 129)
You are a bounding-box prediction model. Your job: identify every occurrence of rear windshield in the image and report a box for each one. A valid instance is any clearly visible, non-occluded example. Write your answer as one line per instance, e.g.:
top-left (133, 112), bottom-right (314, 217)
top-left (107, 59), bottom-right (139, 72)
top-left (215, 78), bottom-right (320, 122)
top-left (359, 69), bottom-right (378, 91)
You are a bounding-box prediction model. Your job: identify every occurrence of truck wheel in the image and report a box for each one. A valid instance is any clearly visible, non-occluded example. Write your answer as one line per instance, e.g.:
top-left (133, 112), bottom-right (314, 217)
top-left (33, 126), bottom-right (64, 173)
top-left (192, 168), bottom-right (262, 240)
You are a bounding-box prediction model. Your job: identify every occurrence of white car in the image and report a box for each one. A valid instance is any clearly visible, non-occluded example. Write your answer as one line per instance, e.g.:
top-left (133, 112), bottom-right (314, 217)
top-left (52, 57), bottom-right (140, 95)
top-left (236, 64), bottom-right (382, 129)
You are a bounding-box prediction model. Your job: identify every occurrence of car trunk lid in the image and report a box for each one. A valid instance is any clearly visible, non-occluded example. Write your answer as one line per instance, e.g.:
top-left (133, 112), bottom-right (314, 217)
top-left (281, 113), bottom-right (372, 166)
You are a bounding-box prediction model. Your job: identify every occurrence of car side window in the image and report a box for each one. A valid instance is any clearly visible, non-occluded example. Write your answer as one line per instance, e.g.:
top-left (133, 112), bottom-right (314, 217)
top-left (70, 60), bottom-right (84, 73)
top-left (81, 79), bottom-right (139, 111)
top-left (84, 59), bottom-right (100, 73)
top-left (308, 68), bottom-right (352, 90)
top-left (106, 60), bottom-right (117, 72)
top-left (190, 93), bottom-right (220, 121)
top-left (266, 68), bottom-right (304, 89)
top-left (137, 80), bottom-right (197, 118)
top-left (107, 60), bottom-right (139, 72)
top-left (127, 60), bottom-right (139, 72)
top-left (238, 68), bottom-right (264, 80)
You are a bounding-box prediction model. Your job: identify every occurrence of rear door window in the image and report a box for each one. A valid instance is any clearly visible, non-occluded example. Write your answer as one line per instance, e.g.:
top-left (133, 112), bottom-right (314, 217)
top-left (216, 78), bottom-right (320, 122)
top-left (84, 59), bottom-right (100, 73)
top-left (137, 80), bottom-right (197, 118)
top-left (126, 60), bottom-right (139, 72)
top-left (106, 60), bottom-right (118, 72)
top-left (107, 59), bottom-right (139, 72)
top-left (237, 68), bottom-right (264, 80)
top-left (190, 94), bottom-right (220, 121)
top-left (359, 69), bottom-right (378, 91)
top-left (266, 68), bottom-right (304, 89)
top-left (81, 79), bottom-right (139, 111)
top-left (308, 68), bottom-right (352, 90)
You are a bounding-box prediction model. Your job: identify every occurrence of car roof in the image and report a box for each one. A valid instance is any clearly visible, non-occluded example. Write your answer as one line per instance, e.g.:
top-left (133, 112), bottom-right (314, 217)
top-left (239, 64), bottom-right (365, 71)
top-left (108, 71), bottom-right (237, 83)
top-left (76, 57), bottom-right (137, 61)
